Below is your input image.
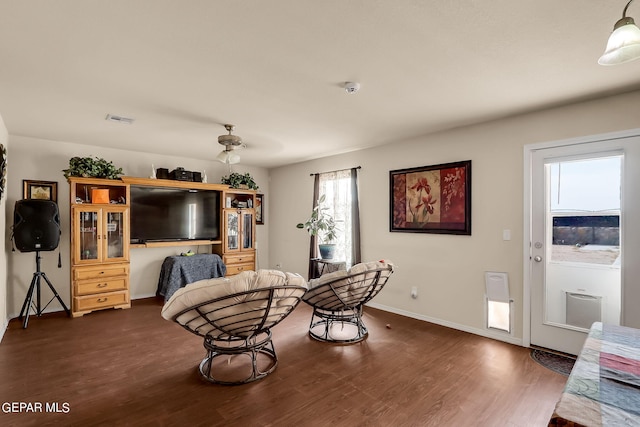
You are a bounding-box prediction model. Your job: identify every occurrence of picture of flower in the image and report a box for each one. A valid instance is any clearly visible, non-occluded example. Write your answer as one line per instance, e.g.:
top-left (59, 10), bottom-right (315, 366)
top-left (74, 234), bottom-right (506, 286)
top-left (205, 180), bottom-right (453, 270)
top-left (390, 161), bottom-right (471, 235)
top-left (406, 172), bottom-right (440, 224)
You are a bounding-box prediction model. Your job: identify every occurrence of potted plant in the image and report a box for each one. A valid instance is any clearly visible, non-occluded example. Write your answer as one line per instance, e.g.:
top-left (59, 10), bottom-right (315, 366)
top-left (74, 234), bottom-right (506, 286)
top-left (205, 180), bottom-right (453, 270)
top-left (62, 156), bottom-right (124, 180)
top-left (296, 195), bottom-right (338, 259)
top-left (221, 172), bottom-right (259, 190)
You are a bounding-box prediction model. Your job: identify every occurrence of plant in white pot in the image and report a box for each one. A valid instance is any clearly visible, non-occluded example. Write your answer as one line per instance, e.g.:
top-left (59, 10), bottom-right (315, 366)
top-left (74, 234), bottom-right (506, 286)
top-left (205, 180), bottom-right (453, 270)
top-left (297, 195), bottom-right (338, 259)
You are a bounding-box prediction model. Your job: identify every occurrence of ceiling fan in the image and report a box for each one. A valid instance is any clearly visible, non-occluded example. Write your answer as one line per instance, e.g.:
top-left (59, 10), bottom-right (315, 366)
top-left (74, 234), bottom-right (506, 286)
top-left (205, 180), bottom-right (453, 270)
top-left (216, 124), bottom-right (245, 164)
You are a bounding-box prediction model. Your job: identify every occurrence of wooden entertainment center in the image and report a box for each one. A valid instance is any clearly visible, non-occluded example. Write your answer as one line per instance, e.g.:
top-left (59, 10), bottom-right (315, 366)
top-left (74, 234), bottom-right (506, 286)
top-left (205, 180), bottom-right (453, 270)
top-left (68, 176), bottom-right (256, 317)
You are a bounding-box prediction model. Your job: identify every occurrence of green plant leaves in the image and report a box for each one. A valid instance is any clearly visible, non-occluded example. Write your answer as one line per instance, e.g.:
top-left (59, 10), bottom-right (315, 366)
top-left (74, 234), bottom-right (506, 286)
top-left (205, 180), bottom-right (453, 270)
top-left (297, 195), bottom-right (337, 243)
top-left (221, 172), bottom-right (259, 189)
top-left (62, 156), bottom-right (123, 180)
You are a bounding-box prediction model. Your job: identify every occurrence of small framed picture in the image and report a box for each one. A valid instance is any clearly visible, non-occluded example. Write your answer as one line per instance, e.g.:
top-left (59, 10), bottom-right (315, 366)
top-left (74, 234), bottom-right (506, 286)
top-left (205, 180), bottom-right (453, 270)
top-left (23, 180), bottom-right (58, 203)
top-left (256, 194), bottom-right (264, 225)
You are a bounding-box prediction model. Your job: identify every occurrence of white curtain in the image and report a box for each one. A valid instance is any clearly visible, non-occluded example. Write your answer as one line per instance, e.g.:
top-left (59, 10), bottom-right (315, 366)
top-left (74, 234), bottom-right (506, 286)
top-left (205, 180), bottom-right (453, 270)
top-left (319, 169), bottom-right (354, 267)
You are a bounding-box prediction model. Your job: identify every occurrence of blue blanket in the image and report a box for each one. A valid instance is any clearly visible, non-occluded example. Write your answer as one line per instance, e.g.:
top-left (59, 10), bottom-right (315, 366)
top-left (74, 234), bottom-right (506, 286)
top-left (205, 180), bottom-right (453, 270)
top-left (157, 254), bottom-right (226, 301)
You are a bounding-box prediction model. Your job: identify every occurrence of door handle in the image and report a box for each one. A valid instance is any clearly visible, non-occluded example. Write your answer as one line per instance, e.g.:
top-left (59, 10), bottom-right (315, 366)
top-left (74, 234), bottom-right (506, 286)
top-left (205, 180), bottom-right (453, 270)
top-left (534, 255), bottom-right (543, 262)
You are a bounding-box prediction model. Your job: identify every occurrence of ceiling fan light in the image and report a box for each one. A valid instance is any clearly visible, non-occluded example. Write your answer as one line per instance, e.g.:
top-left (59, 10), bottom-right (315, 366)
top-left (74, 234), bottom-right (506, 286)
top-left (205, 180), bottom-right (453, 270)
top-left (216, 149), bottom-right (241, 164)
top-left (215, 124), bottom-right (244, 164)
top-left (227, 152), bottom-right (241, 164)
top-left (599, 17), bottom-right (640, 65)
top-left (216, 150), bottom-right (229, 163)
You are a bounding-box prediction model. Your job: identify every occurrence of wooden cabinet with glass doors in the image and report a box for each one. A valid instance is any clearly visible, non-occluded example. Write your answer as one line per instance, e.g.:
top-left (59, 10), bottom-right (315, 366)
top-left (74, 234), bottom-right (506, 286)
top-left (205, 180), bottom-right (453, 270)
top-left (212, 189), bottom-right (256, 275)
top-left (69, 177), bottom-right (130, 317)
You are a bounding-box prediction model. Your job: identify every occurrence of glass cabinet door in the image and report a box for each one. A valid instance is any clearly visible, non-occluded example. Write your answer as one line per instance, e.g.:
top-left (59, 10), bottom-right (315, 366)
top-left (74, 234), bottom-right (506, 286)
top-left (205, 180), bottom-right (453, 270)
top-left (75, 208), bottom-right (101, 263)
top-left (104, 210), bottom-right (126, 260)
top-left (74, 206), bottom-right (128, 264)
top-left (242, 211), bottom-right (253, 250)
top-left (226, 210), bottom-right (239, 251)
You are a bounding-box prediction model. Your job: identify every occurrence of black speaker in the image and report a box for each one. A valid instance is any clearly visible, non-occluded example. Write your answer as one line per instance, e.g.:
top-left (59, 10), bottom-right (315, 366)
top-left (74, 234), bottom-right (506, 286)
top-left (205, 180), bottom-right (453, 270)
top-left (13, 200), bottom-right (61, 252)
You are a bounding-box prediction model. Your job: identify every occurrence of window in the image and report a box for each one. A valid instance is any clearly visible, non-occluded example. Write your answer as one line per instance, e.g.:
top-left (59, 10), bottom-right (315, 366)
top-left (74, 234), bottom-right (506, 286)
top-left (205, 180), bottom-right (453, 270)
top-left (310, 168), bottom-right (361, 269)
top-left (318, 170), bottom-right (353, 266)
top-left (548, 156), bottom-right (621, 266)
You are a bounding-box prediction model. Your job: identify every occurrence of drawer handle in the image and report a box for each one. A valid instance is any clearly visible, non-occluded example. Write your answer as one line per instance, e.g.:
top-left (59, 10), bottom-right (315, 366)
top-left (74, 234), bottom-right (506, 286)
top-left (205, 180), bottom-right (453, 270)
top-left (97, 283), bottom-right (107, 288)
top-left (238, 266), bottom-right (244, 271)
top-left (97, 297), bottom-right (108, 303)
top-left (99, 271), bottom-right (105, 275)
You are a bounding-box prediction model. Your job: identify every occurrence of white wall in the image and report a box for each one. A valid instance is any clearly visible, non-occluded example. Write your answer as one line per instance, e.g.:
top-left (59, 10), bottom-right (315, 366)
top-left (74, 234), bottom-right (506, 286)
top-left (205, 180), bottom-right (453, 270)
top-left (5, 135), bottom-right (269, 317)
top-left (269, 89), bottom-right (640, 343)
top-left (0, 114), bottom-right (8, 340)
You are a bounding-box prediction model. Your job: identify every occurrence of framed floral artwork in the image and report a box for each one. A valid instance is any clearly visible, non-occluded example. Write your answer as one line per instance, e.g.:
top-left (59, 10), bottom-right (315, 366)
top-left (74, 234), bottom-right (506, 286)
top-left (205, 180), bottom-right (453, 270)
top-left (390, 160), bottom-right (471, 235)
top-left (23, 180), bottom-right (58, 203)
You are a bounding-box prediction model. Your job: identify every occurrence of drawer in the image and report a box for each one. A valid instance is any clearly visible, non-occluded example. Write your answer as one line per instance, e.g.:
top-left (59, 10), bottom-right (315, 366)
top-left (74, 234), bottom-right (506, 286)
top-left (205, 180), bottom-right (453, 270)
top-left (223, 253), bottom-right (255, 265)
top-left (73, 263), bottom-right (129, 281)
top-left (74, 291), bottom-right (129, 312)
top-left (225, 262), bottom-right (255, 276)
top-left (75, 277), bottom-right (128, 296)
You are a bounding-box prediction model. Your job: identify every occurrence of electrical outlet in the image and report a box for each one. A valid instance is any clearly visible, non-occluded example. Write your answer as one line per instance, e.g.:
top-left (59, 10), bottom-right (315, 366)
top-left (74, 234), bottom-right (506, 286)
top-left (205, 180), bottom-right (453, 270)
top-left (411, 286), bottom-right (418, 299)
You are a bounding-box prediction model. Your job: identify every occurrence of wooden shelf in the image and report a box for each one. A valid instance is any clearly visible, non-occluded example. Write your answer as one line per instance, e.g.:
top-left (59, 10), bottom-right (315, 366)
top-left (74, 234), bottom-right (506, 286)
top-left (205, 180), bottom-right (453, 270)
top-left (121, 176), bottom-right (229, 191)
top-left (69, 177), bottom-right (129, 205)
top-left (130, 240), bottom-right (222, 249)
top-left (69, 177), bottom-right (131, 317)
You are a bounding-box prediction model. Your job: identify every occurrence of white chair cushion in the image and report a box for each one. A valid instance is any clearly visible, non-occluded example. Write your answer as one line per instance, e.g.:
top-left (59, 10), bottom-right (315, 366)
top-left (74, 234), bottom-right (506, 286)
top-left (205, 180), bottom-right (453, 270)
top-left (308, 269), bottom-right (349, 289)
top-left (303, 260), bottom-right (394, 309)
top-left (161, 269), bottom-right (307, 337)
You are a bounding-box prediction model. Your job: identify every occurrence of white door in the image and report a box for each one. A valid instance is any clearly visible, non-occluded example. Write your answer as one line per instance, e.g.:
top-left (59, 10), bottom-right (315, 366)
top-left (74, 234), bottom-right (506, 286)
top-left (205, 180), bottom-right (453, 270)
top-left (528, 135), bottom-right (640, 355)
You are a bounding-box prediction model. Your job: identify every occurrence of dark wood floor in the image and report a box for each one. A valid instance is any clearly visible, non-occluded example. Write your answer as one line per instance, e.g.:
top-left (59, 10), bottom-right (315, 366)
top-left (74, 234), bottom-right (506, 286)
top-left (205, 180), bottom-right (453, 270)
top-left (0, 298), bottom-right (565, 426)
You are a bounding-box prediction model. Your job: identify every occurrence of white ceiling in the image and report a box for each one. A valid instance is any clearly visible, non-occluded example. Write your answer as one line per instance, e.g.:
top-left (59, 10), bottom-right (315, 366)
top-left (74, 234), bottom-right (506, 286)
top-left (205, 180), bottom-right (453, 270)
top-left (1, 1), bottom-right (640, 168)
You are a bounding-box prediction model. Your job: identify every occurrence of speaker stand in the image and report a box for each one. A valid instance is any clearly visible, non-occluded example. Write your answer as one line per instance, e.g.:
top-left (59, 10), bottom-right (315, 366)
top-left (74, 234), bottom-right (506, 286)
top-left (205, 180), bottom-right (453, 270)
top-left (19, 251), bottom-right (70, 329)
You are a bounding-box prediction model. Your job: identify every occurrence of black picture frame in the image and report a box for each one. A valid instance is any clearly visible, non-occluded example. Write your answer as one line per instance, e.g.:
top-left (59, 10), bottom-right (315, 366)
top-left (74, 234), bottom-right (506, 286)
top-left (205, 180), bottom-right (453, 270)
top-left (0, 144), bottom-right (6, 200)
top-left (256, 193), bottom-right (264, 225)
top-left (390, 160), bottom-right (471, 235)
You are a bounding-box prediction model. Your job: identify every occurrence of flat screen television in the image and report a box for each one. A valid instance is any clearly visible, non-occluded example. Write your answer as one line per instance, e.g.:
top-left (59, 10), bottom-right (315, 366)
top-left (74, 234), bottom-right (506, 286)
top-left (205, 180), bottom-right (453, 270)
top-left (130, 185), bottom-right (220, 243)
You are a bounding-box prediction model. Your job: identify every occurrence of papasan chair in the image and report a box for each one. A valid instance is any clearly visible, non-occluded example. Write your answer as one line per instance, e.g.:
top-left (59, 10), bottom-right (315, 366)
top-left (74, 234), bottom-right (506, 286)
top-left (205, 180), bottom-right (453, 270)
top-left (302, 260), bottom-right (394, 343)
top-left (161, 269), bottom-right (307, 385)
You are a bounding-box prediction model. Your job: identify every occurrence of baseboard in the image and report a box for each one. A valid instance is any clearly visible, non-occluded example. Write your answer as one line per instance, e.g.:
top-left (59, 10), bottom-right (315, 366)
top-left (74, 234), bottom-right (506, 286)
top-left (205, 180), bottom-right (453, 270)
top-left (7, 293), bottom-right (162, 320)
top-left (131, 292), bottom-right (158, 300)
top-left (7, 305), bottom-right (65, 321)
top-left (3, 296), bottom-right (522, 348)
top-left (366, 302), bottom-right (523, 347)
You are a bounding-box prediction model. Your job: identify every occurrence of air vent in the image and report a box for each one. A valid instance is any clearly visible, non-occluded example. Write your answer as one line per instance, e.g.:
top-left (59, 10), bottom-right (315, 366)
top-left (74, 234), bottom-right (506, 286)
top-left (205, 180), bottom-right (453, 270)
top-left (105, 114), bottom-right (135, 125)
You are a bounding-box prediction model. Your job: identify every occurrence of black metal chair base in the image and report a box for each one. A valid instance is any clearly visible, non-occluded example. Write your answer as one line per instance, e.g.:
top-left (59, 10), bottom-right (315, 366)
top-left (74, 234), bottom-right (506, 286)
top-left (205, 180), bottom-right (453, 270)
top-left (308, 307), bottom-right (368, 344)
top-left (198, 331), bottom-right (278, 385)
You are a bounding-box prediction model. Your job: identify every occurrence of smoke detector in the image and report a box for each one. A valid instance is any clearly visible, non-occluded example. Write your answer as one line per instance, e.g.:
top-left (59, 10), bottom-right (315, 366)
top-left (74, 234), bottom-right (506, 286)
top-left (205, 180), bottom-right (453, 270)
top-left (344, 82), bottom-right (361, 94)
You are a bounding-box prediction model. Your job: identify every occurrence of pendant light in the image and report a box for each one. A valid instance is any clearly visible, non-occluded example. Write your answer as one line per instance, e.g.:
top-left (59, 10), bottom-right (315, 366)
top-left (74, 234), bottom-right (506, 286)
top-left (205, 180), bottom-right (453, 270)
top-left (599, 0), bottom-right (640, 65)
top-left (216, 124), bottom-right (243, 164)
